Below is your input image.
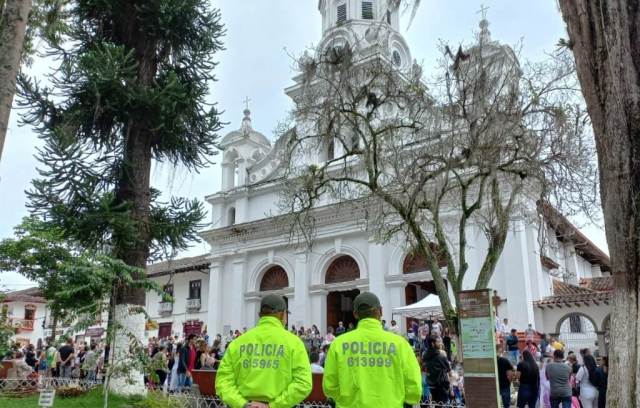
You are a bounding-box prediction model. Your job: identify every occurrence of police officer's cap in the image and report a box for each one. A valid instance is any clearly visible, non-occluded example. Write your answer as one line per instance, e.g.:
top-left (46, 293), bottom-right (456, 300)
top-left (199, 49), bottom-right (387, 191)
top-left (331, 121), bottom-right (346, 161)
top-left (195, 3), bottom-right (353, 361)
top-left (260, 294), bottom-right (289, 314)
top-left (353, 292), bottom-right (381, 313)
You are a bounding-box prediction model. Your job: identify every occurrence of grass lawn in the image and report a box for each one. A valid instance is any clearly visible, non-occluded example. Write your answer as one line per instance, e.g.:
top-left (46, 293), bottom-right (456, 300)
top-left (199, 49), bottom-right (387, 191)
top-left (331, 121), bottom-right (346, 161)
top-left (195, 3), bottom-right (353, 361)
top-left (0, 388), bottom-right (147, 408)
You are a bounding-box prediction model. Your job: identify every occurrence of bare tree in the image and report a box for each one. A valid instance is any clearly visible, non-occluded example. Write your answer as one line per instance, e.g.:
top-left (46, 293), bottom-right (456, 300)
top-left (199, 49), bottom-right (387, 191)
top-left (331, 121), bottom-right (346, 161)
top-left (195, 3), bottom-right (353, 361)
top-left (558, 2), bottom-right (640, 406)
top-left (0, 0), bottom-right (31, 162)
top-left (278, 24), bottom-right (597, 324)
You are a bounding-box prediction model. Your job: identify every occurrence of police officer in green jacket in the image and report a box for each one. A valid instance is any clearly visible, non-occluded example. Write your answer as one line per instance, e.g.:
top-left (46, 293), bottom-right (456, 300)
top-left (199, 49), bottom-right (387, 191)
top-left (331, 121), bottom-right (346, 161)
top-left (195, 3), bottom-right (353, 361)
top-left (323, 292), bottom-right (422, 408)
top-left (216, 294), bottom-right (312, 408)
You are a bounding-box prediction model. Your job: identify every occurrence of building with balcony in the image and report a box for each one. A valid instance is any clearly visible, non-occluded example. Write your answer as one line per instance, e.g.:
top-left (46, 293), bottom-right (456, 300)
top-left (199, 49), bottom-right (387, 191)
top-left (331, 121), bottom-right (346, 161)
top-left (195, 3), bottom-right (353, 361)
top-left (1, 287), bottom-right (46, 346)
top-left (144, 255), bottom-right (211, 339)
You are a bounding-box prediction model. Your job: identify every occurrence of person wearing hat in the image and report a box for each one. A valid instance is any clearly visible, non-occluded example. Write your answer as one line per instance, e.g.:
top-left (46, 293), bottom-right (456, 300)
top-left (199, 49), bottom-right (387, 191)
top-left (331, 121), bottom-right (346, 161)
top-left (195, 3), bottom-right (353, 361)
top-left (323, 292), bottom-right (422, 407)
top-left (216, 294), bottom-right (312, 408)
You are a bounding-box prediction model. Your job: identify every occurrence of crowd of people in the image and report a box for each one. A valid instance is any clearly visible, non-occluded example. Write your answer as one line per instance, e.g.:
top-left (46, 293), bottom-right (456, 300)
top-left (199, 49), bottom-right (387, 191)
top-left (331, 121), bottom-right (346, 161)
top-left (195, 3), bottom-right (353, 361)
top-left (141, 316), bottom-right (464, 404)
top-left (2, 337), bottom-right (105, 382)
top-left (3, 314), bottom-right (610, 407)
top-left (494, 318), bottom-right (609, 408)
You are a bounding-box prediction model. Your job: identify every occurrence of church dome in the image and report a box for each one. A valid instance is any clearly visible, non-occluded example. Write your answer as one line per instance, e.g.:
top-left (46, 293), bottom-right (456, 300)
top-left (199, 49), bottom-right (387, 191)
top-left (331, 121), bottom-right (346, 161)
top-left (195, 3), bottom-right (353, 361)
top-left (220, 108), bottom-right (271, 149)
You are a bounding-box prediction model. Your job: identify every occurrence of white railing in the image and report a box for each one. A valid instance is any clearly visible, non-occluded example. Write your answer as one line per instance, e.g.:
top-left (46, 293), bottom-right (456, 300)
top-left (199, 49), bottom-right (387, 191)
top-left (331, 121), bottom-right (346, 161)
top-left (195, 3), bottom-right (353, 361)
top-left (159, 301), bottom-right (174, 314)
top-left (186, 298), bottom-right (201, 311)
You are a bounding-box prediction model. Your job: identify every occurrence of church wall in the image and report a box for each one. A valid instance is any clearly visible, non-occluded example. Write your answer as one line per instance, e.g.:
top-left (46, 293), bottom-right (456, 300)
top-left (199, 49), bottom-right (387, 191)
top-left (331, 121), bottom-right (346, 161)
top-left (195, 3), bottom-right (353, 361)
top-left (490, 221), bottom-right (536, 330)
top-left (246, 191), bottom-right (281, 222)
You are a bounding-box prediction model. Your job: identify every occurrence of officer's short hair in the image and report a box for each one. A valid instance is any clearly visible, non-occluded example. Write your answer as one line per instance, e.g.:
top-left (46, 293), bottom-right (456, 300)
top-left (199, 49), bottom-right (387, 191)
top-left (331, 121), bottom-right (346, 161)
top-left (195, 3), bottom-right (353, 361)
top-left (260, 305), bottom-right (280, 315)
top-left (356, 306), bottom-right (380, 319)
top-left (310, 351), bottom-right (320, 363)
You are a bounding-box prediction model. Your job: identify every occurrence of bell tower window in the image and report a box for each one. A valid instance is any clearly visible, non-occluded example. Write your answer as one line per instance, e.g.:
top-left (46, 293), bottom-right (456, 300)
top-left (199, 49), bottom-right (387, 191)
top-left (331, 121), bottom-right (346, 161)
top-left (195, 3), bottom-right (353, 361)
top-left (327, 139), bottom-right (336, 161)
top-left (362, 1), bottom-right (374, 20)
top-left (387, 10), bottom-right (391, 24)
top-left (228, 207), bottom-right (236, 226)
top-left (337, 3), bottom-right (347, 24)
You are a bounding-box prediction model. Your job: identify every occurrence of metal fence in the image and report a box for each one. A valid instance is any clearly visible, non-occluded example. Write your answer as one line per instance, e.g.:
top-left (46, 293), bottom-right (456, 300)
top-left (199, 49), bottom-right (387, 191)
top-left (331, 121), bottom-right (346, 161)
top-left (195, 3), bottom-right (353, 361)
top-left (0, 378), bottom-right (465, 408)
top-left (169, 394), bottom-right (465, 408)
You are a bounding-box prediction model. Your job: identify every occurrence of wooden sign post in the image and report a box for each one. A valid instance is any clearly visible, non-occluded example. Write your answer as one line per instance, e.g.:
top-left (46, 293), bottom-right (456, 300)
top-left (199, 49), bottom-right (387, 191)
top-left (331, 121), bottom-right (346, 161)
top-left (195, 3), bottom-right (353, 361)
top-left (458, 289), bottom-right (499, 407)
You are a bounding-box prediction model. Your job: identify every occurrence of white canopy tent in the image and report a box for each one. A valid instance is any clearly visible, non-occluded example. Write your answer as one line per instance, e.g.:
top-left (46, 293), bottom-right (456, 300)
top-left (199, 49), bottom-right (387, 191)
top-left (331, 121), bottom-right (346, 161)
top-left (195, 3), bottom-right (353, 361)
top-left (391, 294), bottom-right (453, 320)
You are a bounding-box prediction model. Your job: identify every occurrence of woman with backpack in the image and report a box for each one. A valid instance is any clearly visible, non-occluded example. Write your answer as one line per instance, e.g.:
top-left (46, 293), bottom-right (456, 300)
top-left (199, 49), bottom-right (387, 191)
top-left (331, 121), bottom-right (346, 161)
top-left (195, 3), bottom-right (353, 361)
top-left (576, 354), bottom-right (600, 408)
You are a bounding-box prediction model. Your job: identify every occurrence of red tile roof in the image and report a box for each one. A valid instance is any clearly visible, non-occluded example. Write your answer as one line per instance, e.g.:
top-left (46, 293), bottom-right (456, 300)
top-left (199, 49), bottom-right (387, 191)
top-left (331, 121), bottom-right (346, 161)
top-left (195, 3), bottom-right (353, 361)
top-left (579, 276), bottom-right (614, 292)
top-left (534, 278), bottom-right (612, 308)
top-left (552, 279), bottom-right (595, 295)
top-left (2, 287), bottom-right (46, 303)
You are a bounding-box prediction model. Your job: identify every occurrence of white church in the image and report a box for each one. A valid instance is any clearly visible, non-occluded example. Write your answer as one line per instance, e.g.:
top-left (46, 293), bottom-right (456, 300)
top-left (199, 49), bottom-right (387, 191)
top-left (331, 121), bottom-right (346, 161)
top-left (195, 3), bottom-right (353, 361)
top-left (139, 0), bottom-right (613, 355)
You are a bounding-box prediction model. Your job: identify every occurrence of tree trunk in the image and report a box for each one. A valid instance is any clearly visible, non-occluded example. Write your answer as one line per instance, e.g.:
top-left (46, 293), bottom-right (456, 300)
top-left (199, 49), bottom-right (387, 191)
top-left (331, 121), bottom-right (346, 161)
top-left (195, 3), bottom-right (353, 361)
top-left (558, 2), bottom-right (640, 407)
top-left (107, 2), bottom-right (157, 395)
top-left (0, 0), bottom-right (31, 162)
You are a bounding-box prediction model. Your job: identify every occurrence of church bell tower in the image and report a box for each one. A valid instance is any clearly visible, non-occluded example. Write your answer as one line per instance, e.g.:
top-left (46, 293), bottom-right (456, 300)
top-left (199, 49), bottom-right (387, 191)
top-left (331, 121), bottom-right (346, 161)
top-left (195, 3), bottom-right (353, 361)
top-left (315, 0), bottom-right (412, 71)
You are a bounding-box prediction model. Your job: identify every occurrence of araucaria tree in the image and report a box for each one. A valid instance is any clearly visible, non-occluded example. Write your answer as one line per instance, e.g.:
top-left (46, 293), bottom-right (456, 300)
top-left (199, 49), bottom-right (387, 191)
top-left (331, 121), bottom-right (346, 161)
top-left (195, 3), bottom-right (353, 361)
top-left (18, 0), bottom-right (224, 394)
top-left (558, 2), bottom-right (640, 406)
top-left (281, 20), bottom-right (597, 323)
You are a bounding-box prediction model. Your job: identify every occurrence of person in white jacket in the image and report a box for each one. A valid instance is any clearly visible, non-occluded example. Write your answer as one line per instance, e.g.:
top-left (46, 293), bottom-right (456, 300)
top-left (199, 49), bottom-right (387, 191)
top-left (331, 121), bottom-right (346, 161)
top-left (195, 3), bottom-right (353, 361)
top-left (576, 355), bottom-right (600, 408)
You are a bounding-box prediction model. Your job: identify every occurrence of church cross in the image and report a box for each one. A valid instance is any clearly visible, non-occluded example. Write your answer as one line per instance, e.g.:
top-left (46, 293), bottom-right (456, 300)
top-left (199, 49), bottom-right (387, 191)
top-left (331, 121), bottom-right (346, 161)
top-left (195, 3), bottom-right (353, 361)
top-left (243, 96), bottom-right (252, 110)
top-left (477, 4), bottom-right (489, 19)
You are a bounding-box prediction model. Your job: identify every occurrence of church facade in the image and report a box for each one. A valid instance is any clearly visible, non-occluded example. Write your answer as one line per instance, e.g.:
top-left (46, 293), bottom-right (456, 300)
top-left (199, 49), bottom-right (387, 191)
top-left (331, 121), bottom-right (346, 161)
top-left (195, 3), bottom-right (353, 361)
top-left (142, 0), bottom-right (612, 355)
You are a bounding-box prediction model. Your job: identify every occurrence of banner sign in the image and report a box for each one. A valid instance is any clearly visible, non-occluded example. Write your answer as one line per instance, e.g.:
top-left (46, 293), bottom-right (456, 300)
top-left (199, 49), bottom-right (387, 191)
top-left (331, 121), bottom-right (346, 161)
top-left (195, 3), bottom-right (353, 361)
top-left (458, 289), bottom-right (499, 407)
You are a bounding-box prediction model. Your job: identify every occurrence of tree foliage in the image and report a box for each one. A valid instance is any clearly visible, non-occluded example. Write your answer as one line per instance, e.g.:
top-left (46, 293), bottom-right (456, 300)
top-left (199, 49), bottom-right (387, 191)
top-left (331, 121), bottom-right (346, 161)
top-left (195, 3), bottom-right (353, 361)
top-left (0, 217), bottom-right (165, 338)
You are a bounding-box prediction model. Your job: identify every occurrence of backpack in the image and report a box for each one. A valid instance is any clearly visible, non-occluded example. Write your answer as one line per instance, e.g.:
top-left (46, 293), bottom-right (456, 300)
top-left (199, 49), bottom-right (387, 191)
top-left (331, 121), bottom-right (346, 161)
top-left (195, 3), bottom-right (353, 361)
top-left (588, 368), bottom-right (602, 388)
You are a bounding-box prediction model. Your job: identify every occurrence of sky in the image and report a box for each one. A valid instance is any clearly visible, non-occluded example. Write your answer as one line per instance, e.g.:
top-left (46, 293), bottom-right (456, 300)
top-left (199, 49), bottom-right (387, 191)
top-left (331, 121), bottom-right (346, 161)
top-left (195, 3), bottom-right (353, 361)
top-left (0, 0), bottom-right (607, 291)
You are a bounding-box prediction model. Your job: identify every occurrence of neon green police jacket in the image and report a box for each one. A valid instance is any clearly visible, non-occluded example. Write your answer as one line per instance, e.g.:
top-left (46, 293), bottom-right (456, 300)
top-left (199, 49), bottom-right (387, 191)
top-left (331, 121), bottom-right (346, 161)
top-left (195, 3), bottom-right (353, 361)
top-left (323, 318), bottom-right (422, 407)
top-left (215, 316), bottom-right (312, 408)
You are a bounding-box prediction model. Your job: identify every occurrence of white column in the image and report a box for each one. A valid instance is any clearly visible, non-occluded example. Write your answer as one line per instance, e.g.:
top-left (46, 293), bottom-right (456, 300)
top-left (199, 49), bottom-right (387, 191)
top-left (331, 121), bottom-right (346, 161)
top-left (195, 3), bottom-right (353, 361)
top-left (368, 240), bottom-right (388, 316)
top-left (229, 256), bottom-right (246, 330)
top-left (245, 296), bottom-right (260, 329)
top-left (310, 290), bottom-right (328, 334)
top-left (503, 221), bottom-right (536, 329)
top-left (292, 251), bottom-right (310, 327)
top-left (387, 281), bottom-right (406, 332)
top-left (236, 159), bottom-right (247, 186)
top-left (525, 224), bottom-right (544, 303)
top-left (206, 259), bottom-right (223, 337)
top-left (564, 243), bottom-right (581, 284)
top-left (221, 163), bottom-right (232, 190)
top-left (235, 196), bottom-right (249, 224)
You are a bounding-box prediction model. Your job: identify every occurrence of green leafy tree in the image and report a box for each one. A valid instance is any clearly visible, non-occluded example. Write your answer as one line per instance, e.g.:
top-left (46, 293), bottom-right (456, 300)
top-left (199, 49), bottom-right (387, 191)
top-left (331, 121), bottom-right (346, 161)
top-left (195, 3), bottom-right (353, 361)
top-left (0, 216), bottom-right (74, 341)
top-left (16, 0), bottom-right (224, 394)
top-left (0, 295), bottom-right (15, 360)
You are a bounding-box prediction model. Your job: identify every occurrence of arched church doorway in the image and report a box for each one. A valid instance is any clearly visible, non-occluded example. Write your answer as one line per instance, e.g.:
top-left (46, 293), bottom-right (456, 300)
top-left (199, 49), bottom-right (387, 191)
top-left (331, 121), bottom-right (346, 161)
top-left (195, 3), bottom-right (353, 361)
top-left (557, 313), bottom-right (598, 354)
top-left (325, 255), bottom-right (360, 332)
top-left (259, 265), bottom-right (290, 320)
top-left (260, 265), bottom-right (289, 292)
